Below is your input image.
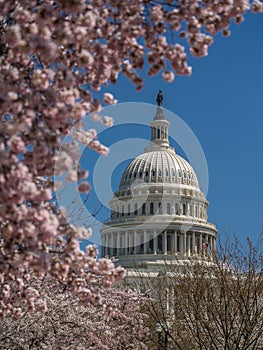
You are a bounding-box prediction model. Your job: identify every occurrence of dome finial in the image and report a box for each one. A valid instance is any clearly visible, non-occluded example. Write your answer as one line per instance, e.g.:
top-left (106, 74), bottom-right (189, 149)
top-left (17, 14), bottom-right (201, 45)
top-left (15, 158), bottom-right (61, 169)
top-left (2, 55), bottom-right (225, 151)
top-left (156, 90), bottom-right (163, 106)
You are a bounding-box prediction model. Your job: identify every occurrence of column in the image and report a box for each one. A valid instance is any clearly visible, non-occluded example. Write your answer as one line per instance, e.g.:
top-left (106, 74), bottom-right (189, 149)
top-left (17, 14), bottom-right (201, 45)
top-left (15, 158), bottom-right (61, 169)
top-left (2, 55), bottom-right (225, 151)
top-left (186, 203), bottom-right (189, 216)
top-left (199, 233), bottom-right (202, 256)
top-left (117, 232), bottom-right (121, 256)
top-left (174, 230), bottom-right (177, 254)
top-left (144, 230), bottom-right (147, 254)
top-left (187, 234), bottom-right (191, 256)
top-left (208, 235), bottom-right (212, 260)
top-left (164, 230), bottom-right (167, 255)
top-left (101, 235), bottom-right (104, 257)
top-left (134, 230), bottom-right (137, 255)
top-left (103, 235), bottom-right (106, 257)
top-left (125, 231), bottom-right (128, 255)
top-left (154, 230), bottom-right (157, 255)
top-left (183, 231), bottom-right (186, 256)
top-left (205, 233), bottom-right (208, 258)
top-left (108, 233), bottom-right (112, 258)
top-left (114, 234), bottom-right (117, 255)
top-left (180, 232), bottom-right (183, 254)
top-left (212, 236), bottom-right (216, 255)
top-left (104, 235), bottom-right (107, 256)
top-left (192, 232), bottom-right (196, 255)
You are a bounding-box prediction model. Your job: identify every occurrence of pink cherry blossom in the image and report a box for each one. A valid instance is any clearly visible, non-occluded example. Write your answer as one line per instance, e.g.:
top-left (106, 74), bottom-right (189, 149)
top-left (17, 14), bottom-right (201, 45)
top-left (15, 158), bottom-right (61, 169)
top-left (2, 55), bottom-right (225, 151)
top-left (0, 0), bottom-right (260, 319)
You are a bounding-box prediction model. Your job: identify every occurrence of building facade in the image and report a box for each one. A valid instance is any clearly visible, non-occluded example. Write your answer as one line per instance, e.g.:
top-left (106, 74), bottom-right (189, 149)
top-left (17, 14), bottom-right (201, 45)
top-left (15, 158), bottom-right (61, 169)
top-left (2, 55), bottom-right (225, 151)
top-left (100, 95), bottom-right (217, 273)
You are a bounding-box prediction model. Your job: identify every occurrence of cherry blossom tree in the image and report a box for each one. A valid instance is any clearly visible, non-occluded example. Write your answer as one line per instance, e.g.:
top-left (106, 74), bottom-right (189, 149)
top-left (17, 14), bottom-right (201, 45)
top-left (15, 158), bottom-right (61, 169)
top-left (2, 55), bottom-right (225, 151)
top-left (0, 0), bottom-right (262, 317)
top-left (0, 274), bottom-right (149, 349)
top-left (133, 236), bottom-right (263, 350)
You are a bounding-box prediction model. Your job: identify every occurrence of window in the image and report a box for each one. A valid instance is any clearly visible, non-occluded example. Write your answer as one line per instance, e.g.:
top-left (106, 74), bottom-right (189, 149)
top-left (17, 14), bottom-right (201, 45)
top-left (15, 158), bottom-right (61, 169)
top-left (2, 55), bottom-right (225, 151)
top-left (127, 204), bottom-right (130, 216)
top-left (145, 170), bottom-right (149, 177)
top-left (195, 206), bottom-right (198, 217)
top-left (183, 203), bottom-right (186, 215)
top-left (150, 202), bottom-right (154, 214)
top-left (167, 235), bottom-right (171, 252)
top-left (165, 169), bottom-right (169, 176)
top-left (152, 169), bottom-right (156, 176)
top-left (190, 205), bottom-right (193, 216)
top-left (140, 235), bottom-right (144, 253)
top-left (142, 203), bottom-right (146, 215)
top-left (116, 206), bottom-right (119, 217)
top-left (134, 203), bottom-right (138, 215)
top-left (158, 234), bottom-right (163, 252)
top-left (149, 235), bottom-right (154, 252)
top-left (158, 202), bottom-right (162, 214)
top-left (158, 169), bottom-right (162, 177)
top-left (121, 205), bottom-right (124, 216)
top-left (157, 129), bottom-right (160, 139)
top-left (175, 203), bottom-right (179, 215)
top-left (167, 203), bottom-right (171, 214)
top-left (134, 172), bottom-right (137, 178)
top-left (139, 171), bottom-right (142, 178)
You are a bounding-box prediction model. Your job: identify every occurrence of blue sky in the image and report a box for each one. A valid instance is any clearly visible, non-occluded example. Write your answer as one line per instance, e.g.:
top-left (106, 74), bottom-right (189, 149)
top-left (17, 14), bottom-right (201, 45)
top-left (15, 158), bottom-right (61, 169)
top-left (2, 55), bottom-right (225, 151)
top-left (80, 11), bottom-right (263, 249)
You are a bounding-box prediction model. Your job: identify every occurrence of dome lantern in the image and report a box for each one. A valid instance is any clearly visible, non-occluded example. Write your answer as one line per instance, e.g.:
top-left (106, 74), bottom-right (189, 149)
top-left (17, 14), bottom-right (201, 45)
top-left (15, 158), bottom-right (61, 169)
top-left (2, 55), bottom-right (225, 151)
top-left (145, 91), bottom-right (173, 152)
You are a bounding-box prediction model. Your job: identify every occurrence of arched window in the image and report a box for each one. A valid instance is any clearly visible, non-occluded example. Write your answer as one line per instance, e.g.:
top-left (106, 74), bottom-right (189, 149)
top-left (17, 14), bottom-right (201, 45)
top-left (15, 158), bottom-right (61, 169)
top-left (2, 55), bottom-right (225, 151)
top-left (183, 203), bottom-right (186, 215)
top-left (142, 203), bottom-right (146, 215)
top-left (150, 202), bottom-right (154, 214)
top-left (134, 203), bottom-right (138, 215)
top-left (167, 203), bottom-right (171, 214)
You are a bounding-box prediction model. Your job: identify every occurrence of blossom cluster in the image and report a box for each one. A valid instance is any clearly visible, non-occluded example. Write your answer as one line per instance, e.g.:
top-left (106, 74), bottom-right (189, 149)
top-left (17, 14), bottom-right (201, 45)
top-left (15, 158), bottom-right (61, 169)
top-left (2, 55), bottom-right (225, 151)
top-left (0, 0), bottom-right (261, 316)
top-left (0, 275), bottom-right (149, 349)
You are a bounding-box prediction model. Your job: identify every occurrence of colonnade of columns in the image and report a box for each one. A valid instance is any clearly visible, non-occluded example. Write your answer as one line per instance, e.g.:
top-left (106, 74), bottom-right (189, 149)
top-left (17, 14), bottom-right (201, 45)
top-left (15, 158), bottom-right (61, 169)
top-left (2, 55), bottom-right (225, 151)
top-left (151, 125), bottom-right (168, 141)
top-left (101, 230), bottom-right (216, 259)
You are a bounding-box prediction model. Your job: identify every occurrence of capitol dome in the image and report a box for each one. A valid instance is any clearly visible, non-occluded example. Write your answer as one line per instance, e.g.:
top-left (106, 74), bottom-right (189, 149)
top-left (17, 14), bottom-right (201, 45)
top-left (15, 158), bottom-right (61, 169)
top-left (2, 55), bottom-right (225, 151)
top-left (119, 150), bottom-right (199, 190)
top-left (101, 92), bottom-right (217, 272)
